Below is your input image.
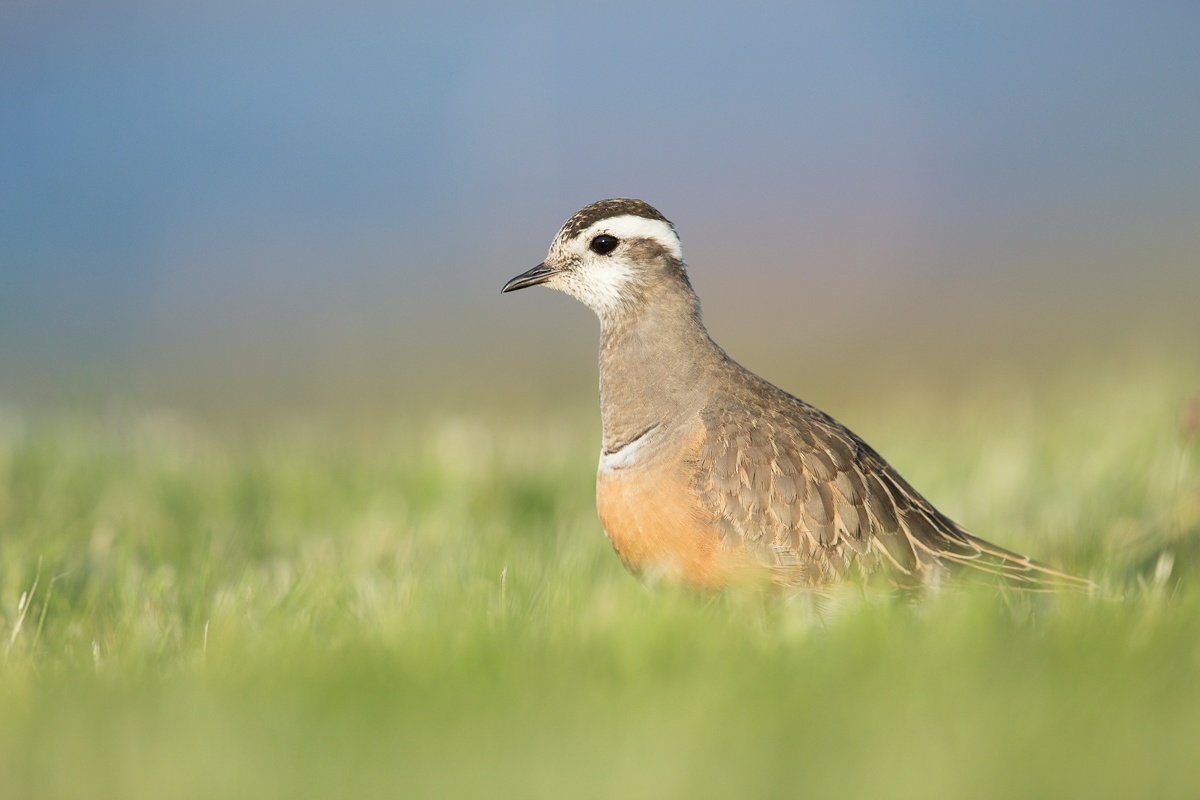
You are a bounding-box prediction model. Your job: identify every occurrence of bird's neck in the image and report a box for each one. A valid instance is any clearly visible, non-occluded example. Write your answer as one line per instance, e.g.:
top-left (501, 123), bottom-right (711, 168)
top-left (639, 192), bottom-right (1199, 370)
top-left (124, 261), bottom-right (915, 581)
top-left (597, 286), bottom-right (725, 453)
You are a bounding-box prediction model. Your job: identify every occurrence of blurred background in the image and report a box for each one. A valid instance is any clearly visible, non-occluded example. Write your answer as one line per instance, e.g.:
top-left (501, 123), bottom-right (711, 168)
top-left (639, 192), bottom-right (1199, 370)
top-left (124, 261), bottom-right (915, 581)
top-left (2, 1), bottom-right (1198, 422)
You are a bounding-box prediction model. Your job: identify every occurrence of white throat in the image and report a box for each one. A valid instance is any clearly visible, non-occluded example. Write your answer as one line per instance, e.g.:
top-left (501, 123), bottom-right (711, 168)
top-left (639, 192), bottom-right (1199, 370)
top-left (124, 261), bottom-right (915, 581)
top-left (572, 260), bottom-right (636, 320)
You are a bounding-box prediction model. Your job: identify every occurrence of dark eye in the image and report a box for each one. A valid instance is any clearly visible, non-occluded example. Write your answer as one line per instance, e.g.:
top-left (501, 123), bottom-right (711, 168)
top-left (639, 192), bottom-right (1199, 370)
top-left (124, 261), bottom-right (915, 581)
top-left (590, 234), bottom-right (619, 255)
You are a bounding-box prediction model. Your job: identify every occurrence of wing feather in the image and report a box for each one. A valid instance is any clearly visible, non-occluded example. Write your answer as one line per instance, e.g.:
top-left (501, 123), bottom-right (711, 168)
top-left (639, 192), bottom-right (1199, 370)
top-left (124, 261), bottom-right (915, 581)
top-left (692, 375), bottom-right (1091, 591)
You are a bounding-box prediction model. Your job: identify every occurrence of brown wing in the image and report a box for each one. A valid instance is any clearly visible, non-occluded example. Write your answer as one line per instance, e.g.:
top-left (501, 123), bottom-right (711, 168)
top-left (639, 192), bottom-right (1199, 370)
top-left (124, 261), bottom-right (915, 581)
top-left (693, 377), bottom-right (1091, 591)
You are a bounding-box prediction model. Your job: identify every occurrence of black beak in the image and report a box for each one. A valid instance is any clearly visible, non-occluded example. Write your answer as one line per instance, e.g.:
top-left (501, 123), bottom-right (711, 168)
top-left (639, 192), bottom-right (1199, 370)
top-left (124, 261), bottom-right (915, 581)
top-left (501, 262), bottom-right (556, 293)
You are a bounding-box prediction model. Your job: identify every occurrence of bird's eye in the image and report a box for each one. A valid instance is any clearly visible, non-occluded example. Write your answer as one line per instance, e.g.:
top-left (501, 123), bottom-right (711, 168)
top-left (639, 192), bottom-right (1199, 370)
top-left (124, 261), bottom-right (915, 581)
top-left (590, 234), bottom-right (619, 255)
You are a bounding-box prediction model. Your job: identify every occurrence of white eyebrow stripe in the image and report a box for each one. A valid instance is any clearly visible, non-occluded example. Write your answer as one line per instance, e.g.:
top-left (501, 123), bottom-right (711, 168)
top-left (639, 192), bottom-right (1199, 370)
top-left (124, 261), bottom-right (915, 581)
top-left (581, 215), bottom-right (683, 261)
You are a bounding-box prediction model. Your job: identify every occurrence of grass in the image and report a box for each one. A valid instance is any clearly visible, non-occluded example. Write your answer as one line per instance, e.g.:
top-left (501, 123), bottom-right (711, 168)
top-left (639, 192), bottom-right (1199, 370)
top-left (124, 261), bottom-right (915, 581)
top-left (1, 352), bottom-right (1199, 799)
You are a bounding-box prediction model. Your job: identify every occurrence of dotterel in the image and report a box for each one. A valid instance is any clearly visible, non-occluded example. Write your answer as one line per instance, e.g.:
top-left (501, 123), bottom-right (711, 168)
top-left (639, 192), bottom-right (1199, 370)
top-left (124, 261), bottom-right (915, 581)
top-left (503, 198), bottom-right (1089, 592)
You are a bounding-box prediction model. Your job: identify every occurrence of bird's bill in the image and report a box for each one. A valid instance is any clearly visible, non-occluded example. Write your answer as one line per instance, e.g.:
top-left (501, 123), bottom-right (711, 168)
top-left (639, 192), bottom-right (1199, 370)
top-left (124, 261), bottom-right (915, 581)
top-left (501, 262), bottom-right (556, 293)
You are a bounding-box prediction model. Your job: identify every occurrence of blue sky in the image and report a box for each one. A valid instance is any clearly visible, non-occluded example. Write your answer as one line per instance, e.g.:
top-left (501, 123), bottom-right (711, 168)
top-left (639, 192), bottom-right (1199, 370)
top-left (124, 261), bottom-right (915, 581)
top-left (2, 3), bottom-right (1198, 411)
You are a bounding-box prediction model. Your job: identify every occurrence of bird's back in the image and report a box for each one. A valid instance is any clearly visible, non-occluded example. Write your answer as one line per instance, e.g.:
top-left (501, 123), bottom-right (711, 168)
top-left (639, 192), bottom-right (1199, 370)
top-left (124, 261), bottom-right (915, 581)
top-left (684, 359), bottom-right (1090, 590)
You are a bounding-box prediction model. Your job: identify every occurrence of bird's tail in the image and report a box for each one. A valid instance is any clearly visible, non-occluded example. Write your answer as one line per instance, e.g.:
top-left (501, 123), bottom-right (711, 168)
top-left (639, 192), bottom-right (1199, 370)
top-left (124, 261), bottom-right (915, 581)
top-left (937, 526), bottom-right (1096, 592)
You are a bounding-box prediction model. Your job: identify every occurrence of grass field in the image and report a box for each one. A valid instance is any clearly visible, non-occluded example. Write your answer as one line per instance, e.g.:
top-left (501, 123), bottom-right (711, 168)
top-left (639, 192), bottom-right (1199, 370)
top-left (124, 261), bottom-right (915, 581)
top-left (2, 351), bottom-right (1199, 799)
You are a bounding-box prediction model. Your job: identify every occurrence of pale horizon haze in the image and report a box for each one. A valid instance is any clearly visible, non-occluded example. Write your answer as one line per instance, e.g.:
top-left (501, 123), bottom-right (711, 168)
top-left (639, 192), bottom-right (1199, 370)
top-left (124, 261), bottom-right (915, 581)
top-left (3, 2), bottom-right (1198, 419)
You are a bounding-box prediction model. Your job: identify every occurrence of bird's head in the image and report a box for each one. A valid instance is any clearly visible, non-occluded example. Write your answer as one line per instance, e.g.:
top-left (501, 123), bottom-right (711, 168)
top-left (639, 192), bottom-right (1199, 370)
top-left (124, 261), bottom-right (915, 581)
top-left (502, 199), bottom-right (691, 323)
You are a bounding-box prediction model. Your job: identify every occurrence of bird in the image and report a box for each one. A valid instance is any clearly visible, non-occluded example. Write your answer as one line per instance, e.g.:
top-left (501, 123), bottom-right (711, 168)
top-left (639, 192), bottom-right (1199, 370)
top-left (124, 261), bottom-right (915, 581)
top-left (502, 198), bottom-right (1090, 592)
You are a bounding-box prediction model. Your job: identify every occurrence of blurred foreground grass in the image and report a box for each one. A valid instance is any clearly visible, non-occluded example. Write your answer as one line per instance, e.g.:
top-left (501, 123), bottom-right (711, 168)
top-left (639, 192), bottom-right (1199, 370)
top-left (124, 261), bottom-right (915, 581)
top-left (1, 353), bottom-right (1199, 799)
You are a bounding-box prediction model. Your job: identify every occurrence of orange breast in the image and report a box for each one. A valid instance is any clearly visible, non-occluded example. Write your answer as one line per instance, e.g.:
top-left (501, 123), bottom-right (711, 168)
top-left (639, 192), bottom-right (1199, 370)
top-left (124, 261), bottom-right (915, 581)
top-left (596, 459), bottom-right (742, 588)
